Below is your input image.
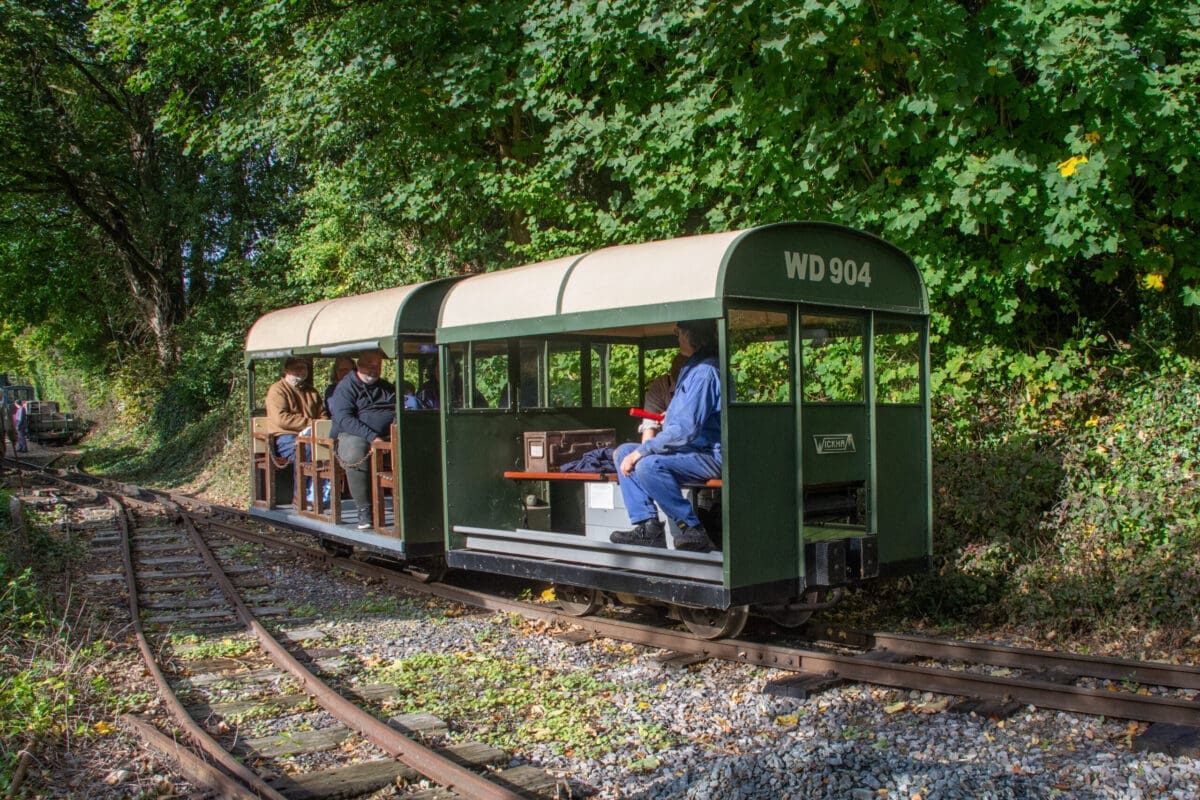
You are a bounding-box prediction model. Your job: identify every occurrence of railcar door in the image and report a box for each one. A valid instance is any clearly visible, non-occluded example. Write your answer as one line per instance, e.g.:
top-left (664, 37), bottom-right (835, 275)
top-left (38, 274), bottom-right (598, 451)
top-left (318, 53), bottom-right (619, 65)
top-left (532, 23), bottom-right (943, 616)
top-left (798, 310), bottom-right (874, 583)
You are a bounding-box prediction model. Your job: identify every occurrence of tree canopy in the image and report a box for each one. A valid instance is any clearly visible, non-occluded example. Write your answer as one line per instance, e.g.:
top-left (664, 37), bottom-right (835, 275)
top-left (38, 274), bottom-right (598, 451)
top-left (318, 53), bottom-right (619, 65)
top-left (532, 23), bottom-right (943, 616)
top-left (1, 0), bottom-right (1197, 387)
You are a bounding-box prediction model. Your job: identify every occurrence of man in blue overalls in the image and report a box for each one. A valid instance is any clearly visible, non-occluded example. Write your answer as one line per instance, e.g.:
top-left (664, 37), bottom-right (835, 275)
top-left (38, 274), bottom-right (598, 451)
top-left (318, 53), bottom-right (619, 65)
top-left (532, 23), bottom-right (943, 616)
top-left (610, 319), bottom-right (721, 553)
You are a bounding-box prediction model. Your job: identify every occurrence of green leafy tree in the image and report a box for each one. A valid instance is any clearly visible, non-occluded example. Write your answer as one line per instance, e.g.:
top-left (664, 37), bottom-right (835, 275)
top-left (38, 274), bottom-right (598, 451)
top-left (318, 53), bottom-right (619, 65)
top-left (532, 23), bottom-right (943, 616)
top-left (0, 0), bottom-right (298, 373)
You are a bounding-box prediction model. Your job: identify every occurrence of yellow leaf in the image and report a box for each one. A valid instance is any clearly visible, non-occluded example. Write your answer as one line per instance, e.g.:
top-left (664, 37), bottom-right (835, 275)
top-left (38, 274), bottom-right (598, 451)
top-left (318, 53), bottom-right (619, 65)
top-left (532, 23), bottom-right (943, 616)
top-left (540, 588), bottom-right (556, 602)
top-left (1057, 155), bottom-right (1088, 177)
top-left (1084, 415), bottom-right (1100, 428)
top-left (775, 714), bottom-right (799, 726)
top-left (916, 698), bottom-right (950, 714)
top-left (94, 720), bottom-right (114, 735)
top-left (884, 701), bottom-right (907, 714)
top-left (1141, 273), bottom-right (1165, 291)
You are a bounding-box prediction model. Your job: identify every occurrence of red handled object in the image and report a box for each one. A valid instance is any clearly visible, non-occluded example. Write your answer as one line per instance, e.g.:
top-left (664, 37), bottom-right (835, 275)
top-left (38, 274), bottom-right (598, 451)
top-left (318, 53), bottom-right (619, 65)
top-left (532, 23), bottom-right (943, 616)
top-left (629, 408), bottom-right (665, 422)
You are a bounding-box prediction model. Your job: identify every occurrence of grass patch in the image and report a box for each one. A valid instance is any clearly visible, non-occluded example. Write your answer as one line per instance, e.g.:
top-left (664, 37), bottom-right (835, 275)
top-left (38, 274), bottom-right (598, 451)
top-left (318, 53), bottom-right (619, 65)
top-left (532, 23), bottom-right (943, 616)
top-left (347, 592), bottom-right (403, 616)
top-left (367, 650), bottom-right (675, 757)
top-left (0, 492), bottom-right (136, 792)
top-left (172, 637), bottom-right (258, 660)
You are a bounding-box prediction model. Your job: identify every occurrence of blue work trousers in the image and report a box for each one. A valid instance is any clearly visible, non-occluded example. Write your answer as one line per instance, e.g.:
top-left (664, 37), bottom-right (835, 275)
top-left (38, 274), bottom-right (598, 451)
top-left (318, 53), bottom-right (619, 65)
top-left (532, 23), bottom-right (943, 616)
top-left (275, 434), bottom-right (331, 506)
top-left (614, 442), bottom-right (721, 529)
top-left (273, 433), bottom-right (297, 460)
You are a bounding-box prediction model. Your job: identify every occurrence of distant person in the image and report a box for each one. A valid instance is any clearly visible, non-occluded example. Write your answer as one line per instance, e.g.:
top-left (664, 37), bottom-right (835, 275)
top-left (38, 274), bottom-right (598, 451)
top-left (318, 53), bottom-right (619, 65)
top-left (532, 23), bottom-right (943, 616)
top-left (415, 365), bottom-right (441, 409)
top-left (265, 357), bottom-right (322, 462)
top-left (323, 356), bottom-right (356, 415)
top-left (610, 320), bottom-right (721, 553)
top-left (11, 400), bottom-right (28, 453)
top-left (329, 350), bottom-right (396, 529)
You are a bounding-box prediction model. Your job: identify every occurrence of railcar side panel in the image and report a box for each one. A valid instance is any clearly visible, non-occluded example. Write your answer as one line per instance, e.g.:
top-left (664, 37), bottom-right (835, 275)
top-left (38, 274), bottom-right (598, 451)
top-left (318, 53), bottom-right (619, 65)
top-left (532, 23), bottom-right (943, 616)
top-left (397, 411), bottom-right (447, 551)
top-left (722, 404), bottom-right (799, 591)
top-left (873, 404), bottom-right (932, 567)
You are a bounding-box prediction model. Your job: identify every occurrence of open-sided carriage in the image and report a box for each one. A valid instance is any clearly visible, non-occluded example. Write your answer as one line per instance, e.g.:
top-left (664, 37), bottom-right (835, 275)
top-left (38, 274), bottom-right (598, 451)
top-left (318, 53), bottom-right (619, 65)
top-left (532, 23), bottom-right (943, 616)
top-left (435, 221), bottom-right (931, 637)
top-left (244, 280), bottom-right (459, 573)
top-left (245, 222), bottom-right (931, 636)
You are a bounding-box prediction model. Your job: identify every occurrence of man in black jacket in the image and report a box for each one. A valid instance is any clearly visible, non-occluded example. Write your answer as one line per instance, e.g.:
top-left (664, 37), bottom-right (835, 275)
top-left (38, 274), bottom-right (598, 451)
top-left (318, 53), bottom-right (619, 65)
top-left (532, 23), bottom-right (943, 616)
top-left (329, 349), bottom-right (396, 529)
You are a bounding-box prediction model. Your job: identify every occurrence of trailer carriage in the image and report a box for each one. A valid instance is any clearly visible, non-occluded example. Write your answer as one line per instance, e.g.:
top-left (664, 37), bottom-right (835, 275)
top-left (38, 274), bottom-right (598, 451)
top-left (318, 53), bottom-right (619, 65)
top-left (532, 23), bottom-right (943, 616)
top-left (245, 279), bottom-right (460, 571)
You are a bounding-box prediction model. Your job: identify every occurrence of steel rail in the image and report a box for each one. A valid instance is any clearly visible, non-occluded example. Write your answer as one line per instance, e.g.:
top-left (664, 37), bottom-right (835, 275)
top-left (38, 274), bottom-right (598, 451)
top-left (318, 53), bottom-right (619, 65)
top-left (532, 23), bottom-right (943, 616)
top-left (191, 515), bottom-right (1200, 726)
top-left (172, 503), bottom-right (528, 800)
top-left (25, 462), bottom-right (1200, 732)
top-left (803, 624), bottom-right (1200, 690)
top-left (120, 713), bottom-right (267, 800)
top-left (111, 494), bottom-right (290, 800)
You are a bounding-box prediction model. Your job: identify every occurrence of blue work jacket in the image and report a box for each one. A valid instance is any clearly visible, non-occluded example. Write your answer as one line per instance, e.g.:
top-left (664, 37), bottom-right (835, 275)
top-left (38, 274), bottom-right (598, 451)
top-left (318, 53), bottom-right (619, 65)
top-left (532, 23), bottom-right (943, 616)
top-left (635, 349), bottom-right (722, 461)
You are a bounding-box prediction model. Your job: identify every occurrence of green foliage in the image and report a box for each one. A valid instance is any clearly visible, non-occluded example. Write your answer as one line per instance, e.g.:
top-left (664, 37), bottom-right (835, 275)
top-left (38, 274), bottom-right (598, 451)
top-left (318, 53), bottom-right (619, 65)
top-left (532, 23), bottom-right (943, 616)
top-left (0, 493), bottom-right (130, 791)
top-left (94, 0), bottom-right (1197, 354)
top-left (852, 347), bottom-right (1200, 635)
top-left (1015, 360), bottom-right (1200, 628)
top-left (173, 637), bottom-right (257, 661)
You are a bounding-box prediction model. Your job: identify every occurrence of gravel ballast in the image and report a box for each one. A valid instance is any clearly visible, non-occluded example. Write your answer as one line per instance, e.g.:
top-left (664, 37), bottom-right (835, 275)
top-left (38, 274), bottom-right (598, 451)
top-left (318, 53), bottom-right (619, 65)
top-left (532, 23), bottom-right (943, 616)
top-left (264, 556), bottom-right (1200, 800)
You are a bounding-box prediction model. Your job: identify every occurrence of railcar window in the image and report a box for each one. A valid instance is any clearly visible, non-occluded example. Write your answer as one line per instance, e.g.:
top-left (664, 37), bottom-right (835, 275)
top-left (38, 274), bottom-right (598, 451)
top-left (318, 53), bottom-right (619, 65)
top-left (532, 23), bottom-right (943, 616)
top-left (874, 320), bottom-right (921, 404)
top-left (470, 342), bottom-right (507, 409)
top-left (589, 344), bottom-right (605, 406)
top-left (400, 342), bottom-right (438, 409)
top-left (514, 341), bottom-right (545, 408)
top-left (549, 342), bottom-right (583, 407)
top-left (728, 309), bottom-right (791, 404)
top-left (603, 343), bottom-right (640, 407)
top-left (801, 314), bottom-right (864, 403)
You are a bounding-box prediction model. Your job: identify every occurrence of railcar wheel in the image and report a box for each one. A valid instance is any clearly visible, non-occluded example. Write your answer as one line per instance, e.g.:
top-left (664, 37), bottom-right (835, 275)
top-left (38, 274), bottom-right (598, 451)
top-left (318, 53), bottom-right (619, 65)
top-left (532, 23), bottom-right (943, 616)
top-left (678, 604), bottom-right (750, 640)
top-left (760, 591), bottom-right (825, 628)
top-left (555, 585), bottom-right (603, 617)
top-left (319, 538), bottom-right (353, 558)
top-left (406, 557), bottom-right (446, 583)
top-left (763, 607), bottom-right (813, 628)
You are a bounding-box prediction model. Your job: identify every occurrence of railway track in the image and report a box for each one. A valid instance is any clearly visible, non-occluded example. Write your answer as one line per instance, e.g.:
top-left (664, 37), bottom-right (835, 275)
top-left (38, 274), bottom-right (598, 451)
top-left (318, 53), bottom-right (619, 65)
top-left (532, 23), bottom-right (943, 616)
top-left (14, 458), bottom-right (1200, 767)
top-left (185, 502), bottom-right (1200, 735)
top-left (30, 469), bottom-right (571, 799)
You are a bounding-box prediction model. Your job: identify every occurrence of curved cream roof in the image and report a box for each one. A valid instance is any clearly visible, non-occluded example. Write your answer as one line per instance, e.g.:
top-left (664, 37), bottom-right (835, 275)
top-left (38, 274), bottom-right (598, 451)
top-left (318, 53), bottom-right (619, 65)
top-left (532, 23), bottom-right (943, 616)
top-left (435, 255), bottom-right (580, 329)
top-left (245, 285), bottom-right (421, 356)
top-left (439, 230), bottom-right (742, 332)
top-left (560, 231), bottom-right (742, 315)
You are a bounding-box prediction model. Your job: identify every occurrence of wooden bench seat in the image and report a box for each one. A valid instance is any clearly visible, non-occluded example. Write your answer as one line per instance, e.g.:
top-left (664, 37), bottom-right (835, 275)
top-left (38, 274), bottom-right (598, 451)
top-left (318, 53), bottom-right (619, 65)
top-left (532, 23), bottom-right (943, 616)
top-left (251, 416), bottom-right (290, 508)
top-left (503, 470), bottom-right (721, 488)
top-left (294, 418), bottom-right (343, 523)
top-left (370, 423), bottom-right (400, 535)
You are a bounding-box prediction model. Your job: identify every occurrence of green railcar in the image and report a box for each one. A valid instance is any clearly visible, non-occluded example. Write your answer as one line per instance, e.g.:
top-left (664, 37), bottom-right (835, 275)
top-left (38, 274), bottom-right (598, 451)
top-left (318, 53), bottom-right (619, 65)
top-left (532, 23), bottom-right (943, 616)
top-left (244, 279), bottom-right (460, 573)
top-left (437, 222), bottom-right (931, 637)
top-left (242, 222), bottom-right (931, 636)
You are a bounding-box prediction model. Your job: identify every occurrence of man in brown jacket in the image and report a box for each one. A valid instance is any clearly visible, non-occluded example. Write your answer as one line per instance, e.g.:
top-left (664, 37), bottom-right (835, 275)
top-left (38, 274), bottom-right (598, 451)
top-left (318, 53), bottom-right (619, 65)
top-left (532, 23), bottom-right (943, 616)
top-left (265, 357), bottom-right (323, 461)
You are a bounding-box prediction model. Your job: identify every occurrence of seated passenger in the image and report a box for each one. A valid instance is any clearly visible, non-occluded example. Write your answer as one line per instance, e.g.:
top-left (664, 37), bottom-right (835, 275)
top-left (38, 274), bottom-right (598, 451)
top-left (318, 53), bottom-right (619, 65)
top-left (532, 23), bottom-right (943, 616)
top-left (329, 349), bottom-right (396, 530)
top-left (402, 381), bottom-right (420, 410)
top-left (323, 356), bottom-right (356, 415)
top-left (416, 369), bottom-right (439, 409)
top-left (610, 320), bottom-right (721, 553)
top-left (265, 357), bottom-right (323, 463)
top-left (638, 353), bottom-right (689, 443)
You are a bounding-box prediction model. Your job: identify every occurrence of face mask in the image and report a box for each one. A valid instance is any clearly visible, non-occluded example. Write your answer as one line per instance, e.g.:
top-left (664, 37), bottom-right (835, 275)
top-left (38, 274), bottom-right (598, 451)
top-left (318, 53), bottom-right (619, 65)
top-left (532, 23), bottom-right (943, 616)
top-left (286, 374), bottom-right (306, 387)
top-left (360, 374), bottom-right (378, 385)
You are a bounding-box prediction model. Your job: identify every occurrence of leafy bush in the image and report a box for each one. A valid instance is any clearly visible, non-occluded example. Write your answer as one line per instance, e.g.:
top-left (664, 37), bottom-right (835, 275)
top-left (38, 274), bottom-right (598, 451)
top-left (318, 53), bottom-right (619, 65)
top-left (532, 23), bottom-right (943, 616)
top-left (861, 342), bottom-right (1200, 635)
top-left (0, 494), bottom-right (123, 791)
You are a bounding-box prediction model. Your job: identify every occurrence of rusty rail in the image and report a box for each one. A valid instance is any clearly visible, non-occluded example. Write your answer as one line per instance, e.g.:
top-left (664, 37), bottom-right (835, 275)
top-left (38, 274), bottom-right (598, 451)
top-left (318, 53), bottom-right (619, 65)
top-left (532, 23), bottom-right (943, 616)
top-left (112, 494), bottom-right (290, 800)
top-left (172, 503), bottom-right (527, 800)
